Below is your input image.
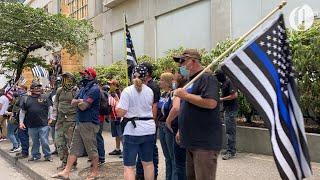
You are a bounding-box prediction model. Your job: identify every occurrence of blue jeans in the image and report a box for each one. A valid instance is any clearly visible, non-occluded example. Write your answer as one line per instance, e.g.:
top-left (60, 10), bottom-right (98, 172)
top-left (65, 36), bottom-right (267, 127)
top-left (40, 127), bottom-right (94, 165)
top-left (159, 122), bottom-right (176, 180)
top-left (28, 126), bottom-right (51, 158)
top-left (225, 109), bottom-right (238, 155)
top-left (136, 128), bottom-right (159, 177)
top-left (123, 135), bottom-right (155, 166)
top-left (97, 122), bottom-right (105, 162)
top-left (18, 128), bottom-right (29, 155)
top-left (174, 133), bottom-right (186, 180)
top-left (7, 123), bottom-right (20, 148)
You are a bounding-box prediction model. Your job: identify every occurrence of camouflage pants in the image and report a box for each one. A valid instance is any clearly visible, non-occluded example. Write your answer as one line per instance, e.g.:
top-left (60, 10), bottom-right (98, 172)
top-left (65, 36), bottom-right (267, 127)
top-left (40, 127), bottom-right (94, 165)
top-left (54, 114), bottom-right (76, 164)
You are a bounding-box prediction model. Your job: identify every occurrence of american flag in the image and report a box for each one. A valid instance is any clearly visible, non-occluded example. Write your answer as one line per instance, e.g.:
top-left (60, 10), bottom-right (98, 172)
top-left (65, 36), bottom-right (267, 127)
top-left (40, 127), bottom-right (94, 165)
top-left (4, 83), bottom-right (14, 101)
top-left (221, 14), bottom-right (312, 179)
top-left (19, 76), bottom-right (26, 85)
top-left (125, 15), bottom-right (137, 79)
top-left (32, 65), bottom-right (49, 78)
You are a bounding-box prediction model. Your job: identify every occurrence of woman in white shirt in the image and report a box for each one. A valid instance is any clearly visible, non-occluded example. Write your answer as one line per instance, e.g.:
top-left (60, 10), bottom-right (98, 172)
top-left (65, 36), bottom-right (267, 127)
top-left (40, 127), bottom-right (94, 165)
top-left (116, 64), bottom-right (155, 180)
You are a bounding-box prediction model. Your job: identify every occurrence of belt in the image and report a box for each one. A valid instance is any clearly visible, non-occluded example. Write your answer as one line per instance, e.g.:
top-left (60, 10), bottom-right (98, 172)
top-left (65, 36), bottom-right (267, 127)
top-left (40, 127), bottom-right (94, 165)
top-left (121, 117), bottom-right (153, 132)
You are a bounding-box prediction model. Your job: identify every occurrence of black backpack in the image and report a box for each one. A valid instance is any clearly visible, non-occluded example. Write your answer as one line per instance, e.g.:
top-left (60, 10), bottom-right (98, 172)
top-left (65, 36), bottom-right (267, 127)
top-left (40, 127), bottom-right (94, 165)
top-left (99, 91), bottom-right (112, 115)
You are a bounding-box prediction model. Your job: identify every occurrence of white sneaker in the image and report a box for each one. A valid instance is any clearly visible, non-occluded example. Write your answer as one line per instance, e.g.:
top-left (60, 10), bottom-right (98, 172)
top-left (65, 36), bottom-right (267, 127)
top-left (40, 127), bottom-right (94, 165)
top-left (0, 138), bottom-right (7, 142)
top-left (9, 147), bottom-right (21, 153)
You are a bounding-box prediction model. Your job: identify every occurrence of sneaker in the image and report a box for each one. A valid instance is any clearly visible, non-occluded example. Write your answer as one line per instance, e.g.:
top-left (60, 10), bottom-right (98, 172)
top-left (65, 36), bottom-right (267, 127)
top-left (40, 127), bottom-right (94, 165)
top-left (109, 149), bottom-right (121, 155)
top-left (16, 153), bottom-right (28, 159)
top-left (9, 147), bottom-right (21, 153)
top-left (28, 157), bottom-right (41, 161)
top-left (44, 157), bottom-right (53, 162)
top-left (222, 152), bottom-right (236, 160)
top-left (0, 138), bottom-right (7, 142)
top-left (99, 161), bottom-right (106, 165)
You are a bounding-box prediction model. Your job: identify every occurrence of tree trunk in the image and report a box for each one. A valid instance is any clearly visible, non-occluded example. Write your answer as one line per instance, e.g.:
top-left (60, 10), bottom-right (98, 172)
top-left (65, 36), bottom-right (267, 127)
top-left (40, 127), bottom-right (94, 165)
top-left (14, 43), bottom-right (44, 83)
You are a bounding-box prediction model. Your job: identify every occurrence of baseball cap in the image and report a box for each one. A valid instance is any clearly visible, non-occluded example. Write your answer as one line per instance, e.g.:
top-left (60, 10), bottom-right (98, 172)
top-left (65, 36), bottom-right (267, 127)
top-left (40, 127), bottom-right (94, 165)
top-left (79, 67), bottom-right (97, 78)
top-left (140, 62), bottom-right (153, 75)
top-left (173, 49), bottom-right (201, 64)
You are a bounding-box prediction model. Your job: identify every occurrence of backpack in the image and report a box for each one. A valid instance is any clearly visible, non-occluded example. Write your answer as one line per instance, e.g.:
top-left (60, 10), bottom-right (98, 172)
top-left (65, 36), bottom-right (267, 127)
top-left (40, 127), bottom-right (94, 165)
top-left (99, 91), bottom-right (112, 115)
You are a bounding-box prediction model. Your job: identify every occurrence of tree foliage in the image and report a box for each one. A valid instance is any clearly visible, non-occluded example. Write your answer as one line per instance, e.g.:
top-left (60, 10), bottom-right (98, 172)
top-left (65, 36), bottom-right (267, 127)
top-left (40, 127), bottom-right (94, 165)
top-left (0, 2), bottom-right (96, 82)
top-left (289, 21), bottom-right (320, 121)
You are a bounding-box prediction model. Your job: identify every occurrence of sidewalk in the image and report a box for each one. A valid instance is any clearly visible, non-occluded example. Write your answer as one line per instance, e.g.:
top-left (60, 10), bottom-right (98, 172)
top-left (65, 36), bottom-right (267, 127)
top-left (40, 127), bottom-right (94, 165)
top-left (0, 124), bottom-right (319, 180)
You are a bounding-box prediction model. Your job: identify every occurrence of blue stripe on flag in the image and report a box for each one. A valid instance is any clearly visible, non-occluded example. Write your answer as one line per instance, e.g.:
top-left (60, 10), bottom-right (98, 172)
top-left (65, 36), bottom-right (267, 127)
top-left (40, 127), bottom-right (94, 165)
top-left (38, 66), bottom-right (45, 77)
top-left (249, 42), bottom-right (301, 162)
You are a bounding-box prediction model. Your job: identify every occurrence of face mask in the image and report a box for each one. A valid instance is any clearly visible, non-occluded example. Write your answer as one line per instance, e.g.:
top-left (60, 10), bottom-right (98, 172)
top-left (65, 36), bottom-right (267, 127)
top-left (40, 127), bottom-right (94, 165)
top-left (172, 82), bottom-right (177, 90)
top-left (179, 66), bottom-right (189, 78)
top-left (80, 76), bottom-right (90, 86)
top-left (62, 77), bottom-right (74, 91)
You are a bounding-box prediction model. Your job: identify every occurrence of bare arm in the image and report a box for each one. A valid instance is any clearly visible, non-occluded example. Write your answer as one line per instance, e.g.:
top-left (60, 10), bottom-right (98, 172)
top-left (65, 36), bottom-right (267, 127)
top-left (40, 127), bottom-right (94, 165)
top-left (116, 108), bottom-right (127, 117)
top-left (221, 92), bottom-right (238, 101)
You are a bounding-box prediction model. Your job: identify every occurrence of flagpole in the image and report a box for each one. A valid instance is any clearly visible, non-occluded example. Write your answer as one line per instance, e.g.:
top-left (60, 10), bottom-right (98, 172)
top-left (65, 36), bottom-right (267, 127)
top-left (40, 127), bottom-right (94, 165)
top-left (123, 12), bottom-right (129, 87)
top-left (182, 0), bottom-right (287, 89)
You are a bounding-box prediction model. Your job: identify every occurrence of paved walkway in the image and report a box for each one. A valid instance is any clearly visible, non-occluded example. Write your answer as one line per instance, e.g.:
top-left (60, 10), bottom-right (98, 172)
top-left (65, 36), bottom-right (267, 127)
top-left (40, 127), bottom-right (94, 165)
top-left (0, 124), bottom-right (319, 179)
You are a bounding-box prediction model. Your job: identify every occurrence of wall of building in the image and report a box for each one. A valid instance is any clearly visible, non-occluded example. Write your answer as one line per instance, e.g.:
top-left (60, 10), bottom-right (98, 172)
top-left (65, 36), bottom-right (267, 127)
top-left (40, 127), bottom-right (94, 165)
top-left (86, 0), bottom-right (230, 66)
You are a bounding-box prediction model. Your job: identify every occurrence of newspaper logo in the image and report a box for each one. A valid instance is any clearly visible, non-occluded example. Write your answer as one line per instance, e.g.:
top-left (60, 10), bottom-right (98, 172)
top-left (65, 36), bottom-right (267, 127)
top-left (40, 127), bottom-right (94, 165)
top-left (289, 4), bottom-right (314, 31)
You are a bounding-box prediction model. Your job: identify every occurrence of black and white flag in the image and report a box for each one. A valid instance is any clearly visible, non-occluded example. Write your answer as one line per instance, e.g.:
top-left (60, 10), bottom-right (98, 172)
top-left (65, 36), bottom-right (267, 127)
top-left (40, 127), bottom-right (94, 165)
top-left (221, 14), bottom-right (312, 180)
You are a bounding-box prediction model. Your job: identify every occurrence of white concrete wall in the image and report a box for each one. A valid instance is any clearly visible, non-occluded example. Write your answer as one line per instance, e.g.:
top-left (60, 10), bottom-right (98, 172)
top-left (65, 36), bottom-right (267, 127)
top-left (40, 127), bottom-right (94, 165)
top-left (231, 0), bottom-right (320, 38)
top-left (156, 0), bottom-right (211, 57)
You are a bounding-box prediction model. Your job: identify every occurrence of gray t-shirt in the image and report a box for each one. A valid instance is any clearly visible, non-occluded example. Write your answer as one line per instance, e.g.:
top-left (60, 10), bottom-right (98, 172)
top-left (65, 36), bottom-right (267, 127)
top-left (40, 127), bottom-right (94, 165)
top-left (179, 72), bottom-right (222, 150)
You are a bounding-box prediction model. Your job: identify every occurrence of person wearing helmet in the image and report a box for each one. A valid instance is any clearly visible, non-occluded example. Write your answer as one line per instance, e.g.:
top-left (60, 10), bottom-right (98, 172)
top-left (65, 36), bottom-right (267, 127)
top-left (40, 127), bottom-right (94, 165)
top-left (19, 82), bottom-right (54, 162)
top-left (54, 67), bottom-right (100, 180)
top-left (116, 64), bottom-right (156, 180)
top-left (52, 72), bottom-right (78, 170)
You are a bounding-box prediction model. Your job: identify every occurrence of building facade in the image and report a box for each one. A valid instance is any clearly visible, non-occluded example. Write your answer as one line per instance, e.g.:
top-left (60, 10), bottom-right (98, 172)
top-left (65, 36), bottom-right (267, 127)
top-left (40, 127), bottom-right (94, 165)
top-left (23, 0), bottom-right (320, 69)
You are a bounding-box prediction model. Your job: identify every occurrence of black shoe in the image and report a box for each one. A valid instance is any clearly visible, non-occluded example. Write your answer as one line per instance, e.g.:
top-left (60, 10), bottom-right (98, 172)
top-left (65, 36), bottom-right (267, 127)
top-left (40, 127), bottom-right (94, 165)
top-left (28, 157), bottom-right (41, 161)
top-left (16, 153), bottom-right (28, 159)
top-left (109, 149), bottom-right (121, 155)
top-left (44, 156), bottom-right (53, 162)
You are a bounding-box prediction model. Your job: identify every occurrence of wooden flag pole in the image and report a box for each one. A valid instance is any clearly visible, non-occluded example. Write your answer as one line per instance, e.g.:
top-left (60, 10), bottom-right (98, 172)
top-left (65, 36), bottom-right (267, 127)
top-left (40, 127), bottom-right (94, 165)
top-left (182, 1), bottom-right (287, 89)
top-left (123, 12), bottom-right (129, 87)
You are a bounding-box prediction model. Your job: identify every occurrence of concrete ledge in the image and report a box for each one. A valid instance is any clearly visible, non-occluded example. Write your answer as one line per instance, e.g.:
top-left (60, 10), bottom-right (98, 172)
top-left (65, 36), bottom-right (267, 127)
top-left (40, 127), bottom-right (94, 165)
top-left (0, 147), bottom-right (45, 180)
top-left (236, 126), bottom-right (320, 163)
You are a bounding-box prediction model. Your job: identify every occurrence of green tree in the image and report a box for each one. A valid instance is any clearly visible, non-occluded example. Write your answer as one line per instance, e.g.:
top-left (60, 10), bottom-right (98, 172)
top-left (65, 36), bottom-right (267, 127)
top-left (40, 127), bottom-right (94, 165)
top-left (289, 21), bottom-right (320, 122)
top-left (0, 2), bottom-right (96, 82)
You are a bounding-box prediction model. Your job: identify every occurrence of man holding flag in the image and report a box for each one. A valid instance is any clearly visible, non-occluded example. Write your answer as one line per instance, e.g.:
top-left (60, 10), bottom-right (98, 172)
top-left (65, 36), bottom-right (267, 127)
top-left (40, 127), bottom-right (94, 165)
top-left (173, 49), bottom-right (222, 180)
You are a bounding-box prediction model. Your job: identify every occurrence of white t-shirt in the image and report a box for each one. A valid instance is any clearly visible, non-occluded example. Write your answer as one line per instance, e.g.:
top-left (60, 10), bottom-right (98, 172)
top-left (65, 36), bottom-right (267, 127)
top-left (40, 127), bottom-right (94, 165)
top-left (0, 95), bottom-right (10, 116)
top-left (117, 84), bottom-right (156, 136)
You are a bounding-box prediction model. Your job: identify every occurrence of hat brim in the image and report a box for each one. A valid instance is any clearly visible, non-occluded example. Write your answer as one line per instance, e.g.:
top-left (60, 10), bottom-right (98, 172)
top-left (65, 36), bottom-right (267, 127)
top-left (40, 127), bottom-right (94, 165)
top-left (173, 56), bottom-right (185, 63)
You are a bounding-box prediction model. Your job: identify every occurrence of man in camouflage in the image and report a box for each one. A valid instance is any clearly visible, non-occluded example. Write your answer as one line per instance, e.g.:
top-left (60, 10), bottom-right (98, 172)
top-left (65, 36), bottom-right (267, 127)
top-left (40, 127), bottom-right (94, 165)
top-left (52, 72), bottom-right (77, 170)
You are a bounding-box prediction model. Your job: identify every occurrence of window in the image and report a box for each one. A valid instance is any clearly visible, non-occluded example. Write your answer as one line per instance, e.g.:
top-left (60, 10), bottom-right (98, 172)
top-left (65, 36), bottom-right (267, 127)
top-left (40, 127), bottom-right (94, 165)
top-left (67, 0), bottom-right (88, 20)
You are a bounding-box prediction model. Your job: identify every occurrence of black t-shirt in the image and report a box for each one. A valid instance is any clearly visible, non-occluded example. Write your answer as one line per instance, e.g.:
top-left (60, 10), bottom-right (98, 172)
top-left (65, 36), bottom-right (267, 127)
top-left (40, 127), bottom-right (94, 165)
top-left (22, 95), bottom-right (53, 128)
top-left (147, 79), bottom-right (160, 104)
top-left (221, 79), bottom-right (238, 111)
top-left (179, 71), bottom-right (222, 150)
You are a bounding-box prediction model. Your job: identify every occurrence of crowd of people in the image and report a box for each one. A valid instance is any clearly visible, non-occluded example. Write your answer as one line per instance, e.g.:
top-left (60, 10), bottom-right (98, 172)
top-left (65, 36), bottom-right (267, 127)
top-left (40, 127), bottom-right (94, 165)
top-left (0, 49), bottom-right (239, 180)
